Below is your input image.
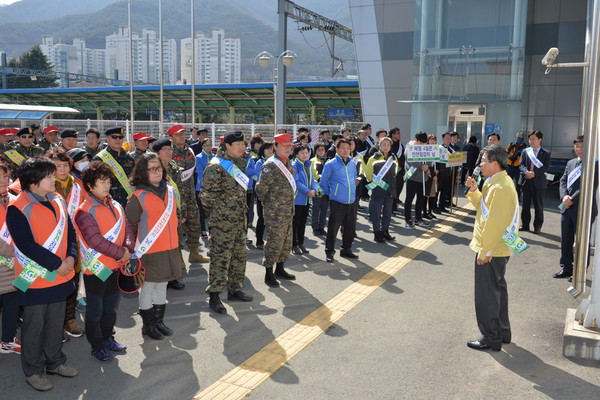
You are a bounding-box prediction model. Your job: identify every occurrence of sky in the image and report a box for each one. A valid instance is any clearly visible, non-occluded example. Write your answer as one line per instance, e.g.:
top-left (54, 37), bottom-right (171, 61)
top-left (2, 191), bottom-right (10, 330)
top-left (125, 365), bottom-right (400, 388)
top-left (0, 0), bottom-right (20, 4)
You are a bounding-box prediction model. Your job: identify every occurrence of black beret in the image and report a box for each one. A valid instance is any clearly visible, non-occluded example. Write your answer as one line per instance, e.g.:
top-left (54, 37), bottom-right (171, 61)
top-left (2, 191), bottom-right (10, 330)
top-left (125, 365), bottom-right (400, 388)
top-left (224, 131), bottom-right (244, 145)
top-left (60, 128), bottom-right (79, 139)
top-left (16, 127), bottom-right (33, 136)
top-left (67, 148), bottom-right (90, 163)
top-left (105, 127), bottom-right (124, 136)
top-left (152, 137), bottom-right (172, 152)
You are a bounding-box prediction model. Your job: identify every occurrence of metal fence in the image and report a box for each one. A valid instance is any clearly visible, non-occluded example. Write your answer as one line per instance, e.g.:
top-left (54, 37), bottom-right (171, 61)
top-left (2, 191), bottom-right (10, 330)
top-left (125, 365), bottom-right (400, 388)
top-left (44, 119), bottom-right (355, 144)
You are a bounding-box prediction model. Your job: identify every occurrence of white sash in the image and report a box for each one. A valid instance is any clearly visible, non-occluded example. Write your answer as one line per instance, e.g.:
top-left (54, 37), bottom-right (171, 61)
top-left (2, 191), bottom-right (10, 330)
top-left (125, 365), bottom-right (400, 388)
top-left (210, 157), bottom-right (249, 190)
top-left (80, 201), bottom-right (124, 271)
top-left (375, 157), bottom-right (394, 181)
top-left (134, 186), bottom-right (175, 258)
top-left (0, 222), bottom-right (10, 245)
top-left (269, 156), bottom-right (297, 192)
top-left (526, 148), bottom-right (543, 169)
top-left (366, 136), bottom-right (375, 147)
top-left (14, 196), bottom-right (67, 273)
top-left (567, 163), bottom-right (582, 189)
top-left (66, 183), bottom-right (82, 217)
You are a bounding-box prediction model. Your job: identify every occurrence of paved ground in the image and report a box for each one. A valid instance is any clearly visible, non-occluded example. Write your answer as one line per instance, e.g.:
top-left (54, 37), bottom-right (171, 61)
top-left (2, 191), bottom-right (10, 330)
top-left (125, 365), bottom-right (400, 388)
top-left (1, 185), bottom-right (599, 399)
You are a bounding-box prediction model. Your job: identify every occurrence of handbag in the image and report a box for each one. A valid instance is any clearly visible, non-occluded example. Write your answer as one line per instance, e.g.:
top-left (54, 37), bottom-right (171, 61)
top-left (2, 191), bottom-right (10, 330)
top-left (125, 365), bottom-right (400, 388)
top-left (118, 255), bottom-right (146, 293)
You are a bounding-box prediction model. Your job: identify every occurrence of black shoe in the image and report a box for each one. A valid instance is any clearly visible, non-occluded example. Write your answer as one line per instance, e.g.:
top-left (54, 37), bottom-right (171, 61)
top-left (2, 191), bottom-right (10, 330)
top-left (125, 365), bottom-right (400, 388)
top-left (265, 267), bottom-right (280, 287)
top-left (439, 207), bottom-right (449, 213)
top-left (313, 229), bottom-right (320, 236)
top-left (534, 228), bottom-right (542, 234)
top-left (292, 245), bottom-right (303, 255)
top-left (432, 207), bottom-right (441, 214)
top-left (153, 304), bottom-right (173, 336)
top-left (553, 268), bottom-right (572, 279)
top-left (374, 232), bottom-right (386, 243)
top-left (167, 280), bottom-right (185, 290)
top-left (519, 225), bottom-right (530, 232)
top-left (568, 276), bottom-right (573, 282)
top-left (299, 244), bottom-right (309, 254)
top-left (208, 292), bottom-right (227, 314)
top-left (340, 250), bottom-right (359, 259)
top-left (256, 242), bottom-right (264, 250)
top-left (383, 230), bottom-right (395, 241)
top-left (427, 213), bottom-right (437, 219)
top-left (467, 339), bottom-right (501, 351)
top-left (139, 308), bottom-right (164, 340)
top-left (502, 337), bottom-right (511, 344)
top-left (319, 228), bottom-right (327, 236)
top-left (228, 291), bottom-right (253, 302)
top-left (326, 254), bottom-right (334, 263)
top-left (422, 213), bottom-right (432, 220)
top-left (275, 263), bottom-right (296, 280)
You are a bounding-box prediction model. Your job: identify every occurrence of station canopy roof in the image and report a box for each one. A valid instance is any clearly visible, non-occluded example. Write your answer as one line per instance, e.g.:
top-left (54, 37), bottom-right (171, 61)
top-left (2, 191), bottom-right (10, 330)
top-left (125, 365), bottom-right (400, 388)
top-left (0, 81), bottom-right (360, 116)
top-left (0, 103), bottom-right (79, 120)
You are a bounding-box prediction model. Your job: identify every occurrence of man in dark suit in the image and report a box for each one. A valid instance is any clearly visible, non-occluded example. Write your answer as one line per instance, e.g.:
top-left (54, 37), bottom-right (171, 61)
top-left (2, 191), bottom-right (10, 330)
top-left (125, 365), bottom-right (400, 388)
top-left (389, 127), bottom-right (405, 211)
top-left (518, 130), bottom-right (551, 234)
top-left (554, 136), bottom-right (597, 280)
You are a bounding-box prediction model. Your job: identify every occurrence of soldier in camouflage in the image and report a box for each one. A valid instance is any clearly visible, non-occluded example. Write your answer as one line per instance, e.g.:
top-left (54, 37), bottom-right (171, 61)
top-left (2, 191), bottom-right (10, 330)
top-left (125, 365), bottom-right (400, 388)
top-left (38, 126), bottom-right (60, 152)
top-left (254, 133), bottom-right (297, 287)
top-left (83, 128), bottom-right (103, 157)
top-left (0, 129), bottom-right (12, 153)
top-left (4, 127), bottom-right (45, 178)
top-left (91, 127), bottom-right (135, 207)
top-left (168, 124), bottom-right (209, 264)
top-left (201, 131), bottom-right (252, 314)
top-left (129, 132), bottom-right (153, 163)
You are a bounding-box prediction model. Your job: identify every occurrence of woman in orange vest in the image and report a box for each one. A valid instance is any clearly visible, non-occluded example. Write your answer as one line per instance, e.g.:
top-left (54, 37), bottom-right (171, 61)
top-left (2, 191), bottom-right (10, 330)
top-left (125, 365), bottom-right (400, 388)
top-left (48, 147), bottom-right (86, 341)
top-left (0, 162), bottom-right (20, 355)
top-left (6, 157), bottom-right (79, 392)
top-left (74, 161), bottom-right (135, 362)
top-left (126, 153), bottom-right (183, 340)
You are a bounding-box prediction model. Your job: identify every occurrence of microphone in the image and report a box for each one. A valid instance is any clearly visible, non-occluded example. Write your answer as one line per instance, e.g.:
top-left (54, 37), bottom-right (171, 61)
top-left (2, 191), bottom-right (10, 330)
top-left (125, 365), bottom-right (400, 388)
top-left (465, 166), bottom-right (481, 195)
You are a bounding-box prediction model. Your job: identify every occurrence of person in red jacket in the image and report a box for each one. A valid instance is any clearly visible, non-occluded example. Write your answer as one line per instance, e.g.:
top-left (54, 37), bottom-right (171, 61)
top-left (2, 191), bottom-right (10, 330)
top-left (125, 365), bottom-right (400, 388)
top-left (74, 161), bottom-right (135, 362)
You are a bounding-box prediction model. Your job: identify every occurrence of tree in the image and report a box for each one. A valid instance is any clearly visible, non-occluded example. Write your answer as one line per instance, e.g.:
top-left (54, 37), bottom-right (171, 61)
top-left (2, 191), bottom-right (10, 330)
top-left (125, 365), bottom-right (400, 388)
top-left (7, 45), bottom-right (58, 89)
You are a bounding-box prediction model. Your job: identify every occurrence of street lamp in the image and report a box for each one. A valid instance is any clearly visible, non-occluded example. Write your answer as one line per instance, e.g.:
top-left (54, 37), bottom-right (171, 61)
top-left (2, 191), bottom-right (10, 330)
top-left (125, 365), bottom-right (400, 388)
top-left (255, 50), bottom-right (298, 137)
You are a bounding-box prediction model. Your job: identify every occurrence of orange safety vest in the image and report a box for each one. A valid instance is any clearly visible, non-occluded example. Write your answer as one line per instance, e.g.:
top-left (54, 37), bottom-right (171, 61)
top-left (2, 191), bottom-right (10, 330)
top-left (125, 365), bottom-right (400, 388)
top-left (10, 191), bottom-right (74, 289)
top-left (131, 188), bottom-right (179, 255)
top-left (75, 196), bottom-right (126, 273)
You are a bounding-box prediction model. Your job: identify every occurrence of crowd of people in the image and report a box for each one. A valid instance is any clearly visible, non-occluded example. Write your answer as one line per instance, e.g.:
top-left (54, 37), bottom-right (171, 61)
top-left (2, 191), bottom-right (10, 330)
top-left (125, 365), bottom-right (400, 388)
top-left (0, 121), bottom-right (591, 390)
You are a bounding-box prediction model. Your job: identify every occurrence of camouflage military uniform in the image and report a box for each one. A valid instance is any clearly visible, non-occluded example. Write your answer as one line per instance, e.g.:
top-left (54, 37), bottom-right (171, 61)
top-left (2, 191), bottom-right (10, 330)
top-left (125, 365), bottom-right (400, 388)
top-left (164, 159), bottom-right (186, 221)
top-left (172, 144), bottom-right (201, 249)
top-left (200, 152), bottom-right (248, 293)
top-left (92, 147), bottom-right (135, 207)
top-left (83, 144), bottom-right (102, 158)
top-left (129, 148), bottom-right (147, 162)
top-left (254, 157), bottom-right (296, 268)
top-left (37, 138), bottom-right (58, 153)
top-left (4, 143), bottom-right (45, 177)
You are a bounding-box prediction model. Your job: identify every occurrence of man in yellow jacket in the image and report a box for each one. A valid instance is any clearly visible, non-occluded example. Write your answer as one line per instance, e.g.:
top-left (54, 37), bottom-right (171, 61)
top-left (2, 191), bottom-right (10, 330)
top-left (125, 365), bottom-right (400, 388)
top-left (465, 144), bottom-right (521, 352)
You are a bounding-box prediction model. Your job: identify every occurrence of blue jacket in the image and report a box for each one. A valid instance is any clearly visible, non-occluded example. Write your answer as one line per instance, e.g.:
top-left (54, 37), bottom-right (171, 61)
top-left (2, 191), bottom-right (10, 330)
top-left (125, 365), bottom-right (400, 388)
top-left (293, 158), bottom-right (317, 206)
top-left (195, 150), bottom-right (213, 191)
top-left (245, 155), bottom-right (258, 190)
top-left (320, 154), bottom-right (357, 204)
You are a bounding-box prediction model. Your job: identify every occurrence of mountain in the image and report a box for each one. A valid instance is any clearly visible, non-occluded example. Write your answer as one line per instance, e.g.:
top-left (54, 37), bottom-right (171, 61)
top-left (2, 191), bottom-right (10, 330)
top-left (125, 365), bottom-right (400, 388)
top-left (0, 0), bottom-right (119, 23)
top-left (0, 0), bottom-right (355, 81)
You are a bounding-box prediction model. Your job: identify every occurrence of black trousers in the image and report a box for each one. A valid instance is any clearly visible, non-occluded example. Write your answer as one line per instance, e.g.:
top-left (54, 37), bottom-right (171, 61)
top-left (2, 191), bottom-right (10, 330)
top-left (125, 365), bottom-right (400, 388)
top-left (439, 174), bottom-right (452, 207)
top-left (0, 291), bottom-right (19, 342)
top-left (371, 196), bottom-right (393, 232)
top-left (84, 272), bottom-right (120, 352)
top-left (21, 300), bottom-right (67, 377)
top-left (311, 195), bottom-right (329, 230)
top-left (325, 200), bottom-right (356, 256)
top-left (474, 255), bottom-right (511, 346)
top-left (404, 180), bottom-right (425, 223)
top-left (293, 204), bottom-right (310, 246)
top-left (196, 190), bottom-right (207, 232)
top-left (521, 184), bottom-right (545, 230)
top-left (393, 171), bottom-right (405, 210)
top-left (256, 200), bottom-right (265, 245)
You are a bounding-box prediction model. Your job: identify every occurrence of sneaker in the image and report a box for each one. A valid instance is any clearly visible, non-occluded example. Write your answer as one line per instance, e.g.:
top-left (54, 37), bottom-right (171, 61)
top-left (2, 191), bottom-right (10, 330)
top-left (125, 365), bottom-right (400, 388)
top-left (64, 319), bottom-right (84, 337)
top-left (91, 348), bottom-right (114, 363)
top-left (406, 223), bottom-right (415, 230)
top-left (46, 363), bottom-right (79, 377)
top-left (0, 337), bottom-right (21, 354)
top-left (76, 298), bottom-right (87, 313)
top-left (246, 234), bottom-right (252, 243)
top-left (105, 339), bottom-right (127, 354)
top-left (416, 220), bottom-right (430, 227)
top-left (25, 372), bottom-right (53, 391)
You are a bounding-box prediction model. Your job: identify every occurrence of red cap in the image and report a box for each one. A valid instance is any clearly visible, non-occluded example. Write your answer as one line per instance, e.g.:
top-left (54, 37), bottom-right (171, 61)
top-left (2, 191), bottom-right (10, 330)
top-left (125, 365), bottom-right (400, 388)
top-left (220, 136), bottom-right (224, 142)
top-left (9, 128), bottom-right (18, 134)
top-left (43, 126), bottom-right (59, 134)
top-left (0, 128), bottom-right (8, 136)
top-left (274, 133), bottom-right (292, 145)
top-left (133, 131), bottom-right (152, 141)
top-left (167, 124), bottom-right (186, 136)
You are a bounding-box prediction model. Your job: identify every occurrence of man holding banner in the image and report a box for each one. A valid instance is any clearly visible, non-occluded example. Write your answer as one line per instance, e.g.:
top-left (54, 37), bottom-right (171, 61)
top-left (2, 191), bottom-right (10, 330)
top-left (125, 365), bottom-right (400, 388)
top-left (404, 132), bottom-right (431, 230)
top-left (465, 144), bottom-right (524, 352)
top-left (518, 130), bottom-right (551, 234)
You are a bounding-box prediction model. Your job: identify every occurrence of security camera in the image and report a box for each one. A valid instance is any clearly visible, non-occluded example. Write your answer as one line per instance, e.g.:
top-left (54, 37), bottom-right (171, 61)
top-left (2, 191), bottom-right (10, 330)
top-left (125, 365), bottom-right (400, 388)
top-left (541, 47), bottom-right (559, 67)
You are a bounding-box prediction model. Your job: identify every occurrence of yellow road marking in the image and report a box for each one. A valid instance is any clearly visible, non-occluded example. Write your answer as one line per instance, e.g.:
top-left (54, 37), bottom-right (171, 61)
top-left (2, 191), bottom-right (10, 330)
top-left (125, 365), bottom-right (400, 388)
top-left (193, 204), bottom-right (475, 400)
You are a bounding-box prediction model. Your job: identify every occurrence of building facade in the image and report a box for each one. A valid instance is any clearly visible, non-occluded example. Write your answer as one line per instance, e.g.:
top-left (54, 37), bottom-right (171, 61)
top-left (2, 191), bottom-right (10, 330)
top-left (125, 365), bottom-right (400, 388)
top-left (349, 0), bottom-right (587, 156)
top-left (181, 28), bottom-right (241, 84)
top-left (40, 36), bottom-right (106, 86)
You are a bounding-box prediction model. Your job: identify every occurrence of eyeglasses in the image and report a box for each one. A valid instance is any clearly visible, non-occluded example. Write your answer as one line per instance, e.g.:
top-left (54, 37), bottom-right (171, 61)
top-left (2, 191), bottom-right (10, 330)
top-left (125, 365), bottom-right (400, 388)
top-left (147, 166), bottom-right (163, 173)
top-left (20, 135), bottom-right (34, 139)
top-left (108, 135), bottom-right (124, 140)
